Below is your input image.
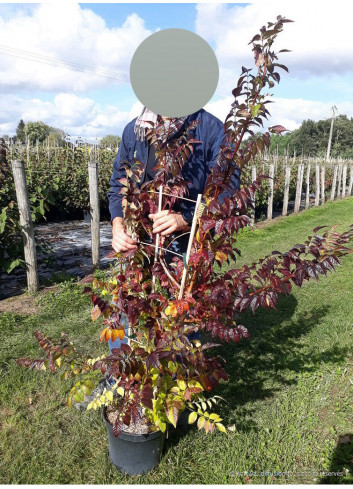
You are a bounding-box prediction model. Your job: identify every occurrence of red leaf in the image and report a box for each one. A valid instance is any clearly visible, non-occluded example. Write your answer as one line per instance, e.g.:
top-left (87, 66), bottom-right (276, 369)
top-left (269, 125), bottom-right (289, 134)
top-left (113, 419), bottom-right (124, 438)
top-left (141, 384), bottom-right (153, 409)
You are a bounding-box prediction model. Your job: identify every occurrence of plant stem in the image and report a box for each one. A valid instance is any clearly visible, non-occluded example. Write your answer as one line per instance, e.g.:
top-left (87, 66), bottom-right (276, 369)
top-left (160, 257), bottom-right (181, 290)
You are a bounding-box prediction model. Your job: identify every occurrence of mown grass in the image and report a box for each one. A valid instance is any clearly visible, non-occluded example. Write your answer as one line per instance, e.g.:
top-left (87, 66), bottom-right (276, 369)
top-left (1, 197), bottom-right (353, 484)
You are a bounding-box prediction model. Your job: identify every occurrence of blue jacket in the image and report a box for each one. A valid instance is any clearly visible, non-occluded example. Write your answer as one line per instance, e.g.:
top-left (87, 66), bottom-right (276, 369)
top-left (108, 108), bottom-right (239, 223)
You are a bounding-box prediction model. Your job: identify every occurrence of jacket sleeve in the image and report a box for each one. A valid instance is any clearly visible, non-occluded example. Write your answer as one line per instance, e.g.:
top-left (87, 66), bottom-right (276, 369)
top-left (177, 120), bottom-right (226, 221)
top-left (108, 126), bottom-right (130, 223)
top-left (209, 125), bottom-right (241, 204)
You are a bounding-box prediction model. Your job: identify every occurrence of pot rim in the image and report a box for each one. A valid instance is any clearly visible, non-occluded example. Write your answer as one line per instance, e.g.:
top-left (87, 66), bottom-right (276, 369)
top-left (102, 406), bottom-right (164, 442)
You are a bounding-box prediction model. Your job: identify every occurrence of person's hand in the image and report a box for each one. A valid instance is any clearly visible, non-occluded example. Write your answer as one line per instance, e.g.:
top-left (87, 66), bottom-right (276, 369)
top-left (112, 217), bottom-right (138, 253)
top-left (148, 210), bottom-right (189, 237)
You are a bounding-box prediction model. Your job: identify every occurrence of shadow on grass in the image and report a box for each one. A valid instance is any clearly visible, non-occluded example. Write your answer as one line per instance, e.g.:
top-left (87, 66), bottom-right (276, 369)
top-left (320, 433), bottom-right (353, 484)
top-left (209, 295), bottom-right (349, 432)
top-left (163, 424), bottom-right (195, 455)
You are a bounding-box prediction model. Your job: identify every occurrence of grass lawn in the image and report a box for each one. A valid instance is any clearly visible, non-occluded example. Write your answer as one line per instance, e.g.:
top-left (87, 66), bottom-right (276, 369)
top-left (1, 197), bottom-right (353, 484)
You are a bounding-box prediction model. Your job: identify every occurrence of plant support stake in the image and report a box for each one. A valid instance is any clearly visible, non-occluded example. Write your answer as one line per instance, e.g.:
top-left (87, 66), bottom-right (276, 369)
top-left (178, 194), bottom-right (202, 300)
top-left (152, 185), bottom-right (163, 291)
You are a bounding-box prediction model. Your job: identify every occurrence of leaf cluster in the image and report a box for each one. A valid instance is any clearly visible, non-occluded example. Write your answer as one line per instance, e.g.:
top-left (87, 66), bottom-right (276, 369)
top-left (17, 16), bottom-right (353, 439)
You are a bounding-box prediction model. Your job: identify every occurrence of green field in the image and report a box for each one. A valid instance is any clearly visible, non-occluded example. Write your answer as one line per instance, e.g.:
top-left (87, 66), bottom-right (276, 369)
top-left (1, 197), bottom-right (353, 484)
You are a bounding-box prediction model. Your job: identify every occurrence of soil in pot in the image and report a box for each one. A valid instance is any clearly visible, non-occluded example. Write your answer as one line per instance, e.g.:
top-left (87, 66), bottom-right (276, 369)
top-left (103, 405), bottom-right (165, 476)
top-left (106, 403), bottom-right (156, 435)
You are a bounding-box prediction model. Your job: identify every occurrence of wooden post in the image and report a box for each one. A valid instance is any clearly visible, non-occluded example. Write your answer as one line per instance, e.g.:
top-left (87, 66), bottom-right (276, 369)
top-left (348, 166), bottom-right (353, 196)
top-left (11, 160), bottom-right (39, 293)
top-left (294, 164), bottom-right (304, 213)
top-left (282, 166), bottom-right (291, 216)
top-left (314, 165), bottom-right (320, 206)
top-left (251, 165), bottom-right (256, 225)
top-left (305, 163), bottom-right (311, 209)
top-left (331, 165), bottom-right (338, 201)
top-left (26, 140), bottom-right (30, 168)
top-left (320, 165), bottom-right (326, 204)
top-left (88, 160), bottom-right (100, 271)
top-left (337, 164), bottom-right (343, 198)
top-left (342, 165), bottom-right (347, 198)
top-left (267, 164), bottom-right (274, 220)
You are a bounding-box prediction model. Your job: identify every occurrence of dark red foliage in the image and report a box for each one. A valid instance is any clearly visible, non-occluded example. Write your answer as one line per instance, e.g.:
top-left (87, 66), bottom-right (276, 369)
top-left (17, 16), bottom-right (353, 438)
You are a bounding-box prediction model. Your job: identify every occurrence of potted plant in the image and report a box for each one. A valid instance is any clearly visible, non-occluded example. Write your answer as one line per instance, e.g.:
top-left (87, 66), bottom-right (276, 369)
top-left (18, 16), bottom-right (353, 476)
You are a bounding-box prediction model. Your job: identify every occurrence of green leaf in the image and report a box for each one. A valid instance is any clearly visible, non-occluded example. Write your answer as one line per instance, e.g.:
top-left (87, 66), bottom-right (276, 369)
top-left (209, 413), bottom-right (222, 422)
top-left (73, 390), bottom-right (84, 403)
top-left (6, 259), bottom-right (23, 274)
top-left (156, 418), bottom-right (167, 432)
top-left (188, 411), bottom-right (198, 424)
top-left (177, 379), bottom-right (187, 391)
top-left (84, 379), bottom-right (94, 389)
top-left (39, 199), bottom-right (45, 215)
top-left (81, 384), bottom-right (91, 395)
top-left (105, 391), bottom-right (113, 402)
top-left (168, 361), bottom-right (177, 374)
top-left (166, 406), bottom-right (178, 428)
top-left (216, 423), bottom-right (227, 434)
top-left (0, 207), bottom-right (7, 234)
top-left (250, 104), bottom-right (261, 117)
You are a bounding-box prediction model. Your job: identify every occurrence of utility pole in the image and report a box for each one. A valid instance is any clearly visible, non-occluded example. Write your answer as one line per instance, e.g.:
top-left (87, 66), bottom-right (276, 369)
top-left (326, 105), bottom-right (337, 161)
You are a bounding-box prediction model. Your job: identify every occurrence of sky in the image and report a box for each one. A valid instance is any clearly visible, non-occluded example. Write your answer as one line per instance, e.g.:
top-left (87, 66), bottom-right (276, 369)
top-left (1, 1), bottom-right (353, 141)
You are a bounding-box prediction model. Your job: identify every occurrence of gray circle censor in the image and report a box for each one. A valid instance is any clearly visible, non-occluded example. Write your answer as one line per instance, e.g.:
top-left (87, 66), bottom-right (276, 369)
top-left (130, 29), bottom-right (219, 118)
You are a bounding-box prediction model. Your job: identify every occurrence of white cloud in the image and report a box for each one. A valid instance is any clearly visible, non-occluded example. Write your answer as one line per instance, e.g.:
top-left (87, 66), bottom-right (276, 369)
top-left (2, 2), bottom-right (353, 139)
top-left (0, 4), bottom-right (152, 93)
top-left (205, 95), bottom-right (353, 132)
top-left (196, 2), bottom-right (353, 96)
top-left (0, 93), bottom-right (143, 139)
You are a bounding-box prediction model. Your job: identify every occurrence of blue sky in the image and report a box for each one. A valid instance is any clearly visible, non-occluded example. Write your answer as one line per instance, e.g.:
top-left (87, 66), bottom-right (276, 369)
top-left (1, 2), bottom-right (353, 140)
top-left (85, 3), bottom-right (197, 31)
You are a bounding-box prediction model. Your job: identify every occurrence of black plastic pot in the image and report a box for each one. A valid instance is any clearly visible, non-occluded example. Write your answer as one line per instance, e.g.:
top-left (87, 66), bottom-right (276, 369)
top-left (103, 407), bottom-right (165, 475)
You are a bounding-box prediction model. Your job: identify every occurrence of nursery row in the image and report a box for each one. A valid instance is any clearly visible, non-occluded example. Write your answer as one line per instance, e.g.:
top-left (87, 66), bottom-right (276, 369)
top-left (2, 140), bottom-right (353, 282)
top-left (4, 142), bottom-right (353, 218)
top-left (3, 144), bottom-right (115, 215)
top-left (242, 159), bottom-right (353, 219)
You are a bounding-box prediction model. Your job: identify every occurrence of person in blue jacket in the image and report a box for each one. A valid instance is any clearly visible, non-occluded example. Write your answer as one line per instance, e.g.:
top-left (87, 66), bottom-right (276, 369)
top-left (107, 106), bottom-right (240, 352)
top-left (75, 108), bottom-right (240, 406)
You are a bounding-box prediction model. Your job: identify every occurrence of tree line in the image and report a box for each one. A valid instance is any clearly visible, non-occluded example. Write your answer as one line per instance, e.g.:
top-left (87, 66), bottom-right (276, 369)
top-left (2, 119), bottom-right (121, 149)
top-left (3, 114), bottom-right (353, 158)
top-left (269, 115), bottom-right (353, 158)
